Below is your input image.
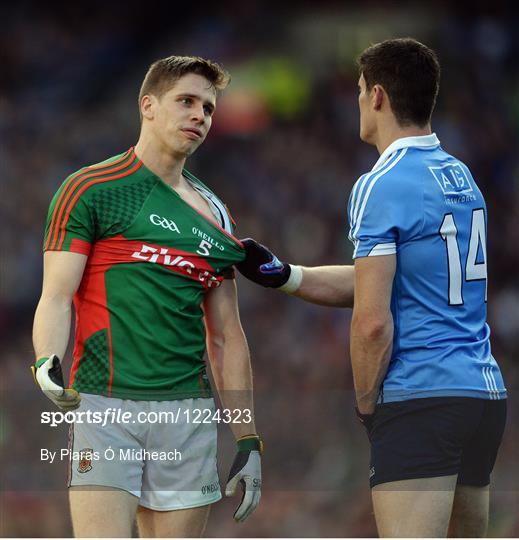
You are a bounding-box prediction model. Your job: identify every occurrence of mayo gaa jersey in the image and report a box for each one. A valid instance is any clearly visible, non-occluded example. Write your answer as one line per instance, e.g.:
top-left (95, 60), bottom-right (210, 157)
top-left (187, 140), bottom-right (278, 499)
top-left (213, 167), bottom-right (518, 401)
top-left (44, 148), bottom-right (245, 400)
top-left (348, 134), bottom-right (506, 403)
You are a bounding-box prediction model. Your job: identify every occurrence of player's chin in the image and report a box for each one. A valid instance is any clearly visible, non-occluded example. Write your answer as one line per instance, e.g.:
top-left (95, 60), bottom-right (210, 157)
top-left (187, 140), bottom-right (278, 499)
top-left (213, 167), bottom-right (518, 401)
top-left (184, 137), bottom-right (205, 155)
top-left (183, 143), bottom-right (202, 156)
top-left (171, 140), bottom-right (201, 158)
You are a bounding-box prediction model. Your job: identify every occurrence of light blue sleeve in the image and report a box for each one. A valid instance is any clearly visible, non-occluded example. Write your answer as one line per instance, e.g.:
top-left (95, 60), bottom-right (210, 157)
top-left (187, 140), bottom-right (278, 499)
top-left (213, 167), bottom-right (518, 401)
top-left (348, 165), bottom-right (423, 259)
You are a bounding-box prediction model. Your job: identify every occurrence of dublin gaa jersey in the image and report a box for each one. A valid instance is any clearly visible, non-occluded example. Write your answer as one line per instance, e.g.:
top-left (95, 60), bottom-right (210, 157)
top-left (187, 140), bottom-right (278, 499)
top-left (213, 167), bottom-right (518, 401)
top-left (348, 134), bottom-right (506, 403)
top-left (44, 148), bottom-right (245, 400)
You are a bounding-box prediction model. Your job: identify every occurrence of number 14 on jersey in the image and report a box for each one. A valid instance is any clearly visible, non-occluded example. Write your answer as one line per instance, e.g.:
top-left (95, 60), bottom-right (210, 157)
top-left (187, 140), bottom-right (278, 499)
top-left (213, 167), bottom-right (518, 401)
top-left (439, 208), bottom-right (487, 305)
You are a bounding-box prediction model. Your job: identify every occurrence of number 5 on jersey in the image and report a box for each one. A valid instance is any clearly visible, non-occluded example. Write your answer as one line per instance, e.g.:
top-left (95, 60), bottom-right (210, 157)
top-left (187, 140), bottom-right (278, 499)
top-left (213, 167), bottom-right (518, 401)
top-left (439, 208), bottom-right (487, 305)
top-left (197, 240), bottom-right (212, 256)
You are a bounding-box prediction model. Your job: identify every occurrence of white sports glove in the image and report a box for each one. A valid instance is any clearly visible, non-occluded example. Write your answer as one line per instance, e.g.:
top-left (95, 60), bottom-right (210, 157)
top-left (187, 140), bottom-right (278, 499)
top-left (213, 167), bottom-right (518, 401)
top-left (31, 354), bottom-right (81, 411)
top-left (225, 435), bottom-right (263, 522)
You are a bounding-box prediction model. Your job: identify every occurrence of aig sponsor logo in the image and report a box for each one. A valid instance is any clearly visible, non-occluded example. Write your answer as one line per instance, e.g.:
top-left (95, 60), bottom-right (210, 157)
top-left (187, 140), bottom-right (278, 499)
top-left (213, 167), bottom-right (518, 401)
top-left (429, 163), bottom-right (474, 196)
top-left (150, 214), bottom-right (180, 234)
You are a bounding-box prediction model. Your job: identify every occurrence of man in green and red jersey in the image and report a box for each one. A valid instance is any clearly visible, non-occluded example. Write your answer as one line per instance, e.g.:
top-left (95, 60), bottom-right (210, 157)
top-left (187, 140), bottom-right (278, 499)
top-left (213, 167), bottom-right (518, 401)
top-left (32, 56), bottom-right (262, 537)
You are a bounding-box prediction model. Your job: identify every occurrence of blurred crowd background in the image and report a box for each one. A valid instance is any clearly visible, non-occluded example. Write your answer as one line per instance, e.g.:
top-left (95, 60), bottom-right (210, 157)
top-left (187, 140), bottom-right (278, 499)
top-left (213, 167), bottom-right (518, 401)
top-left (1, 0), bottom-right (518, 536)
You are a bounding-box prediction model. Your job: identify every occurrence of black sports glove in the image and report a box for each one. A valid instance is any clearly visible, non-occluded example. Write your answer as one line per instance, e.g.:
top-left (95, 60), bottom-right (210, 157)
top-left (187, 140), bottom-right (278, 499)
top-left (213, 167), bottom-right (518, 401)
top-left (236, 238), bottom-right (291, 288)
top-left (355, 407), bottom-right (375, 441)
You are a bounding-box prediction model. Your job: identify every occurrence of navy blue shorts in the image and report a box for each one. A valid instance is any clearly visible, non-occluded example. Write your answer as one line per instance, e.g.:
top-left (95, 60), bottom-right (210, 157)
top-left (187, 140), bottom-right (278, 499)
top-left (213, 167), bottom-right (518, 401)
top-left (369, 397), bottom-right (507, 488)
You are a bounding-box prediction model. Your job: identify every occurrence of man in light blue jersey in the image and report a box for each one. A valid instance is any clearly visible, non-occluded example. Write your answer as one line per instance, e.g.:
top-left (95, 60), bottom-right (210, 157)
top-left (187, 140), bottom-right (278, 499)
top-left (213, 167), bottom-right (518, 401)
top-left (237, 38), bottom-right (507, 537)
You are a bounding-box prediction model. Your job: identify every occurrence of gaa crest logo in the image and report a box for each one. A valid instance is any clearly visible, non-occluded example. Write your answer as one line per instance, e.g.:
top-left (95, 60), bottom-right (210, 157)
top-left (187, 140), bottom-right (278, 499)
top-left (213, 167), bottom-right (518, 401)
top-left (78, 448), bottom-right (93, 473)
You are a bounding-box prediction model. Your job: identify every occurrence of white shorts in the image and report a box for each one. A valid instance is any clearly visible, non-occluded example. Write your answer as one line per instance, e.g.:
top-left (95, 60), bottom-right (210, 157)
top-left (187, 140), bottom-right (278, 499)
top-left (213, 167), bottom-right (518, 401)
top-left (68, 394), bottom-right (221, 511)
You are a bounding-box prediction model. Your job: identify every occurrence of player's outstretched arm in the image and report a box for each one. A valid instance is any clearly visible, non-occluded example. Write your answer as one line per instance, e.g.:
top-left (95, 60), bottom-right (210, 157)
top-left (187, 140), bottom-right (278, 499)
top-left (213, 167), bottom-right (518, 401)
top-left (203, 280), bottom-right (261, 522)
top-left (296, 265), bottom-right (354, 308)
top-left (236, 238), bottom-right (354, 307)
top-left (32, 251), bottom-right (87, 410)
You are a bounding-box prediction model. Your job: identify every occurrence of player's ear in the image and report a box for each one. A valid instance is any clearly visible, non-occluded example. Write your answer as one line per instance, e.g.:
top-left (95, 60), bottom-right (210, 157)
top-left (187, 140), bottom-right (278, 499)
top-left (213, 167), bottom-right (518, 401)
top-left (372, 85), bottom-right (384, 111)
top-left (140, 95), bottom-right (156, 121)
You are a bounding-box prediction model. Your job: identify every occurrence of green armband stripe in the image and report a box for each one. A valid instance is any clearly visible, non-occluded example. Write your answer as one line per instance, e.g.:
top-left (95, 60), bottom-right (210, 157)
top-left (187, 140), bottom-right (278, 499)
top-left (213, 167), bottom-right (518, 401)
top-left (35, 357), bottom-right (49, 368)
top-left (34, 356), bottom-right (49, 369)
top-left (237, 435), bottom-right (263, 453)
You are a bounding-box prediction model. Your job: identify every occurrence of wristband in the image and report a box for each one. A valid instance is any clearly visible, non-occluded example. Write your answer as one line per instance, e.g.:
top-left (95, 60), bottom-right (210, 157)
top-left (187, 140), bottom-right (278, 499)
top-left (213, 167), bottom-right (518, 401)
top-left (35, 356), bottom-right (50, 368)
top-left (237, 434), bottom-right (264, 454)
top-left (279, 264), bottom-right (303, 294)
top-left (32, 357), bottom-right (50, 384)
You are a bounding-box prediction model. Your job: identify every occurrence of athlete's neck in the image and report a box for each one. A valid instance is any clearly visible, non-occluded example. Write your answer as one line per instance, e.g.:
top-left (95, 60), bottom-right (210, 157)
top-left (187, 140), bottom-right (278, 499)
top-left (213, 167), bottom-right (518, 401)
top-left (134, 139), bottom-right (187, 187)
top-left (374, 122), bottom-right (432, 155)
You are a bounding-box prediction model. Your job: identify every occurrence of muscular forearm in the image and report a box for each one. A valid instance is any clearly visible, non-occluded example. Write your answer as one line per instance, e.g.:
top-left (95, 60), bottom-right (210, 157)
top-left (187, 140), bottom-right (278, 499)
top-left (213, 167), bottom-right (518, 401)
top-left (291, 265), bottom-right (354, 308)
top-left (33, 293), bottom-right (73, 360)
top-left (350, 313), bottom-right (393, 414)
top-left (207, 334), bottom-right (257, 439)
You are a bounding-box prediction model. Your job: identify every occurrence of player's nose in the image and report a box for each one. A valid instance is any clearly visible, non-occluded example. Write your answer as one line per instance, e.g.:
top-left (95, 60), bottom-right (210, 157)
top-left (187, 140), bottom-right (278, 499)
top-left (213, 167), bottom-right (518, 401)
top-left (190, 106), bottom-right (205, 124)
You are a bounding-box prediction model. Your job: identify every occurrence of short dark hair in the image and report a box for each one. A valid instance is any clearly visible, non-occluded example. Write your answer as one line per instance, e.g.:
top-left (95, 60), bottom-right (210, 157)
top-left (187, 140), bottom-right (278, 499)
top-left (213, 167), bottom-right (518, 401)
top-left (139, 55), bottom-right (230, 106)
top-left (358, 38), bottom-right (440, 127)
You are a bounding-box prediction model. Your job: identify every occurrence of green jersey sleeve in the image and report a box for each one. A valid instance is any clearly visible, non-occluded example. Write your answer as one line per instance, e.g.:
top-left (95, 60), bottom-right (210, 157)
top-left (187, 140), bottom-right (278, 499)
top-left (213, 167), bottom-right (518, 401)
top-left (44, 177), bottom-right (95, 255)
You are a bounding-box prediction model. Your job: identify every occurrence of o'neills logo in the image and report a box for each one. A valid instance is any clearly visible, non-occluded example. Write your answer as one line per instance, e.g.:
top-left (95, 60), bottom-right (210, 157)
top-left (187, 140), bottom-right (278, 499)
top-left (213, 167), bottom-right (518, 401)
top-left (192, 227), bottom-right (225, 251)
top-left (131, 244), bottom-right (222, 288)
